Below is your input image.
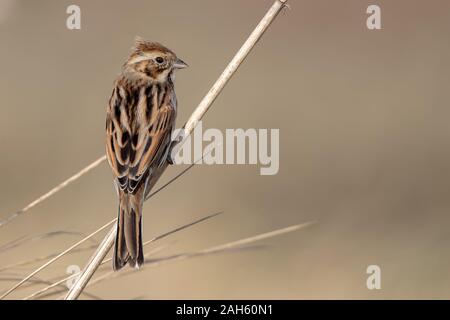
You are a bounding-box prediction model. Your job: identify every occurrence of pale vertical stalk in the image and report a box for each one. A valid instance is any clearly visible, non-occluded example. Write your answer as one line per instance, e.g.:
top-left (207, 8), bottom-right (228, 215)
top-left (64, 227), bottom-right (115, 299)
top-left (65, 0), bottom-right (289, 300)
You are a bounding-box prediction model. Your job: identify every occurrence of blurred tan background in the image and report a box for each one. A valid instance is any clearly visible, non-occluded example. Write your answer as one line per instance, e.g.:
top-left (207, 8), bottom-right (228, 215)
top-left (1, 0), bottom-right (450, 299)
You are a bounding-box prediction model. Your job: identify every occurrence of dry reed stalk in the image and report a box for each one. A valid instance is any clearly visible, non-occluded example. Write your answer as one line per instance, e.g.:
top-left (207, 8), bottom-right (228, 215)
top-left (64, 0), bottom-right (289, 300)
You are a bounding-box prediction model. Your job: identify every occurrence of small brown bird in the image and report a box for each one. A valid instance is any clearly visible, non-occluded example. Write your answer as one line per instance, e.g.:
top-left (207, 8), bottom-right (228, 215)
top-left (105, 38), bottom-right (187, 270)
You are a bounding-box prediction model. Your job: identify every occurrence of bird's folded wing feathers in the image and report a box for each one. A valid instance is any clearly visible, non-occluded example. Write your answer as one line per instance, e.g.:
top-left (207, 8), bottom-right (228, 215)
top-left (106, 91), bottom-right (175, 193)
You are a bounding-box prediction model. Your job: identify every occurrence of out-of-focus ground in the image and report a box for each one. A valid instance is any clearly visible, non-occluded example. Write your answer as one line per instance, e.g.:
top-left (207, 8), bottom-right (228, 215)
top-left (1, 0), bottom-right (450, 299)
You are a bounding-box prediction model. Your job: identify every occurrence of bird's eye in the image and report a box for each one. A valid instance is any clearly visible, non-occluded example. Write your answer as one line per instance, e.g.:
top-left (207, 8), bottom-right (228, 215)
top-left (155, 57), bottom-right (164, 64)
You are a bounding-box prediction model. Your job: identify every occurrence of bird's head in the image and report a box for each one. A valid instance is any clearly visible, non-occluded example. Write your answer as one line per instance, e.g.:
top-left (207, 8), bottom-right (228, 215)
top-left (124, 37), bottom-right (188, 82)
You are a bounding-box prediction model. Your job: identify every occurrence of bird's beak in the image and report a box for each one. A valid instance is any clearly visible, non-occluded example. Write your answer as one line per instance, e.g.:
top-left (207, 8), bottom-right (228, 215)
top-left (174, 58), bottom-right (188, 69)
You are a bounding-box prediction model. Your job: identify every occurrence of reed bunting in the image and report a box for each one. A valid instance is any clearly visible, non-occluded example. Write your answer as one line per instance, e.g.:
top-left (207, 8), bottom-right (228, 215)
top-left (105, 38), bottom-right (187, 270)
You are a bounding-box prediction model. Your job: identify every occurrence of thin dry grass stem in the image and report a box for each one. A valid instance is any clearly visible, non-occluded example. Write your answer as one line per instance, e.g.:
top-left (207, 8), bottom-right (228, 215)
top-left (26, 245), bottom-right (168, 301)
top-left (24, 274), bottom-right (78, 300)
top-left (36, 245), bottom-right (168, 300)
top-left (0, 231), bottom-right (87, 253)
top-left (61, 222), bottom-right (309, 300)
top-left (39, 220), bottom-right (310, 300)
top-left (0, 276), bottom-right (54, 287)
top-left (63, 222), bottom-right (312, 299)
top-left (145, 164), bottom-right (195, 201)
top-left (0, 275), bottom-right (101, 300)
top-left (42, 247), bottom-right (261, 300)
top-left (0, 220), bottom-right (115, 299)
top-left (25, 212), bottom-right (221, 300)
top-left (144, 211), bottom-right (223, 244)
top-left (0, 244), bottom-right (99, 272)
top-left (144, 141), bottom-right (213, 200)
top-left (140, 245), bottom-right (265, 271)
top-left (53, 246), bottom-right (263, 300)
top-left (91, 223), bottom-right (314, 288)
top-left (201, 222), bottom-right (316, 254)
top-left (0, 271), bottom-right (70, 291)
top-left (140, 222), bottom-right (315, 269)
top-left (28, 245), bottom-right (169, 300)
top-left (0, 274), bottom-right (70, 293)
top-left (0, 156), bottom-right (106, 227)
top-left (65, 0), bottom-right (290, 300)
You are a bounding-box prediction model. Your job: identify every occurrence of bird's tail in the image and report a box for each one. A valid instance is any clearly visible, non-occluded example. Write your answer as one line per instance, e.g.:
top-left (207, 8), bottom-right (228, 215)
top-left (113, 192), bottom-right (144, 271)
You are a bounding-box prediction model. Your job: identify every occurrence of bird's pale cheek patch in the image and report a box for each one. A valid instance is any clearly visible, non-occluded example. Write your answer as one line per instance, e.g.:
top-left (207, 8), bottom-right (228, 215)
top-left (154, 69), bottom-right (170, 83)
top-left (137, 62), bottom-right (149, 73)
